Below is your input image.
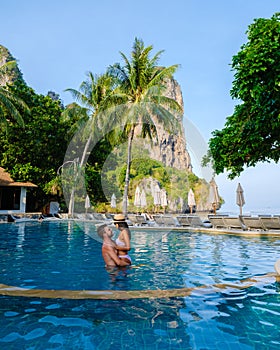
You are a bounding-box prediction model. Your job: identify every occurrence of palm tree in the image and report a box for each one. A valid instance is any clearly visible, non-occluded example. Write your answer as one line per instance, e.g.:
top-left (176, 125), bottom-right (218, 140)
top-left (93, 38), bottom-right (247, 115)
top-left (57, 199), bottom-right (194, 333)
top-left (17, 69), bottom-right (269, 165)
top-left (62, 72), bottom-right (115, 216)
top-left (0, 61), bottom-right (28, 128)
top-left (108, 38), bottom-right (182, 217)
top-left (64, 71), bottom-right (115, 167)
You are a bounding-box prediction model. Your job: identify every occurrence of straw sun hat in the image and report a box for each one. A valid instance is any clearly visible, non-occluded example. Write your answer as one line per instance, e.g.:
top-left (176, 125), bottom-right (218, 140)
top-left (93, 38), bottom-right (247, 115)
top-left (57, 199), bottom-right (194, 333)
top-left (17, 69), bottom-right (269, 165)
top-left (113, 214), bottom-right (126, 222)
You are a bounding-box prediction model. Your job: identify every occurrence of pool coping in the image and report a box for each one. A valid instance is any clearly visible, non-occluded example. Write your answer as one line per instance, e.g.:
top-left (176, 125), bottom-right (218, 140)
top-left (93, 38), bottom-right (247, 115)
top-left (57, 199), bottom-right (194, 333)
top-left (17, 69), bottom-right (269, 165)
top-left (0, 272), bottom-right (277, 299)
top-left (129, 224), bottom-right (280, 237)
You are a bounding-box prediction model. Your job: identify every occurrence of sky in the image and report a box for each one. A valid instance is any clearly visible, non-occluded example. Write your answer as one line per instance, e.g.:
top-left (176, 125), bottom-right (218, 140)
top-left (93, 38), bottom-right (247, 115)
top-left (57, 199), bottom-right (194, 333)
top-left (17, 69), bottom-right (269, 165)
top-left (1, 0), bottom-right (279, 214)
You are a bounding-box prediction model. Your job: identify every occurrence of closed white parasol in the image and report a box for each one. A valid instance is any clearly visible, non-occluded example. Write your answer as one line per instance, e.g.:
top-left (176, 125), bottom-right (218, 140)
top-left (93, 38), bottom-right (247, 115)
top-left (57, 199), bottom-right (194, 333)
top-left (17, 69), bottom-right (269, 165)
top-left (134, 186), bottom-right (141, 207)
top-left (140, 190), bottom-right (147, 208)
top-left (160, 189), bottom-right (168, 207)
top-left (188, 188), bottom-right (196, 213)
top-left (236, 183), bottom-right (245, 215)
top-left (208, 178), bottom-right (220, 215)
top-left (85, 195), bottom-right (91, 213)
top-left (110, 193), bottom-right (116, 208)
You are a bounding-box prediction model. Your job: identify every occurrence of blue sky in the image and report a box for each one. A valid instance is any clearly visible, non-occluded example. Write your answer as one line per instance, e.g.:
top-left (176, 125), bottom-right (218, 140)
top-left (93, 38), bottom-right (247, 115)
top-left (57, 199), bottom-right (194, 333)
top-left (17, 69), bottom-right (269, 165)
top-left (1, 0), bottom-right (279, 213)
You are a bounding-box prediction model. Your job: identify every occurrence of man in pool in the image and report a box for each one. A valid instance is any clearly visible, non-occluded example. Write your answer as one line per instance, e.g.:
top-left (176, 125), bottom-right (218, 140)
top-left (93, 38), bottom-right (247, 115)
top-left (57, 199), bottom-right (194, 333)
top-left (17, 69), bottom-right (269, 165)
top-left (97, 224), bottom-right (131, 267)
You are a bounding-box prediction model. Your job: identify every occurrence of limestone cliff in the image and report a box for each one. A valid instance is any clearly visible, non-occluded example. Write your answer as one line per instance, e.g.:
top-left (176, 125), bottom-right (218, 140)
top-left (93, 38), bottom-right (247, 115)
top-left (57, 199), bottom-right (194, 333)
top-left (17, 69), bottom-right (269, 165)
top-left (134, 78), bottom-right (192, 171)
top-left (0, 45), bottom-right (24, 85)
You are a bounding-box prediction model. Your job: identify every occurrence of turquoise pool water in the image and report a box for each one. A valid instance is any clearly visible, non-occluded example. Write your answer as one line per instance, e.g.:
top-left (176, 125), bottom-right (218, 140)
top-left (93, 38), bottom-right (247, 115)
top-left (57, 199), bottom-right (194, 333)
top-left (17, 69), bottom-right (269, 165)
top-left (0, 220), bottom-right (280, 349)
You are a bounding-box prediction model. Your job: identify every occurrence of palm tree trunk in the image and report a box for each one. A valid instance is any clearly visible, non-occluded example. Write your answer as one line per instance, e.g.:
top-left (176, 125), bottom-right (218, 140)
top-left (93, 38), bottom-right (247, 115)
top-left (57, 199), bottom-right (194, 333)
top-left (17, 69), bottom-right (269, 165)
top-left (122, 127), bottom-right (135, 217)
top-left (80, 134), bottom-right (92, 167)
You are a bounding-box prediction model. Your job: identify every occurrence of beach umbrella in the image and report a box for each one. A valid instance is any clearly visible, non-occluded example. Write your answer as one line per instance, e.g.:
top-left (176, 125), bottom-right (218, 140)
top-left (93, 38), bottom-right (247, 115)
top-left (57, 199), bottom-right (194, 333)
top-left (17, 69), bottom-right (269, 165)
top-left (134, 186), bottom-right (141, 207)
top-left (140, 190), bottom-right (147, 208)
top-left (208, 178), bottom-right (220, 215)
top-left (160, 189), bottom-right (168, 207)
top-left (110, 193), bottom-right (116, 208)
top-left (179, 197), bottom-right (184, 213)
top-left (85, 194), bottom-right (91, 213)
top-left (187, 188), bottom-right (196, 213)
top-left (160, 189), bottom-right (168, 213)
top-left (122, 195), bottom-right (129, 208)
top-left (236, 183), bottom-right (245, 215)
top-left (153, 183), bottom-right (161, 206)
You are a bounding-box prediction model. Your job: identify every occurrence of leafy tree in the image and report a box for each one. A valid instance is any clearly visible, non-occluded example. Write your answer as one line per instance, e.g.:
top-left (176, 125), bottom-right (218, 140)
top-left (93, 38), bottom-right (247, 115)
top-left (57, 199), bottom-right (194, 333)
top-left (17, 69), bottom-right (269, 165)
top-left (205, 13), bottom-right (280, 179)
top-left (118, 158), bottom-right (170, 187)
top-left (64, 71), bottom-right (116, 166)
top-left (108, 38), bottom-right (182, 216)
top-left (0, 81), bottom-right (70, 209)
top-left (0, 61), bottom-right (29, 128)
top-left (62, 72), bottom-right (117, 211)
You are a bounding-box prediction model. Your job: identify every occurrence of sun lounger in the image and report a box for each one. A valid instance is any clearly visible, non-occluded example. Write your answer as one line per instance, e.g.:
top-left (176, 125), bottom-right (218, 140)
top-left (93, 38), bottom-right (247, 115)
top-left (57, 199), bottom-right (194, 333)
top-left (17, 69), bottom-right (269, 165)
top-left (162, 215), bottom-right (179, 226)
top-left (208, 216), bottom-right (227, 229)
top-left (128, 214), bottom-right (154, 226)
top-left (8, 214), bottom-right (39, 223)
top-left (223, 217), bottom-right (246, 230)
top-left (135, 215), bottom-right (149, 226)
top-left (92, 213), bottom-right (106, 221)
top-left (0, 215), bottom-right (8, 222)
top-left (241, 216), bottom-right (266, 231)
top-left (127, 214), bottom-right (137, 226)
top-left (188, 215), bottom-right (212, 228)
top-left (259, 216), bottom-right (280, 230)
top-left (153, 215), bottom-right (165, 226)
top-left (104, 213), bottom-right (113, 220)
top-left (176, 215), bottom-right (191, 227)
top-left (74, 213), bottom-right (104, 222)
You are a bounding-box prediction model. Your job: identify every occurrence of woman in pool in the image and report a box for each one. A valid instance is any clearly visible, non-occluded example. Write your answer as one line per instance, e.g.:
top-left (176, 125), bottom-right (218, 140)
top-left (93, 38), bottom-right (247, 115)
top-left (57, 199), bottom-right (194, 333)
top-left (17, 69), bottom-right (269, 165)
top-left (113, 214), bottom-right (132, 265)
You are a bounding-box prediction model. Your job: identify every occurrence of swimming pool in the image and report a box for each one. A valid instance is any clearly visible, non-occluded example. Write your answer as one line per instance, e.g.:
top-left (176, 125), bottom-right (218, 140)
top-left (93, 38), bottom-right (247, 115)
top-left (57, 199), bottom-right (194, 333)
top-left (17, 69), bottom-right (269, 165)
top-left (0, 220), bottom-right (279, 349)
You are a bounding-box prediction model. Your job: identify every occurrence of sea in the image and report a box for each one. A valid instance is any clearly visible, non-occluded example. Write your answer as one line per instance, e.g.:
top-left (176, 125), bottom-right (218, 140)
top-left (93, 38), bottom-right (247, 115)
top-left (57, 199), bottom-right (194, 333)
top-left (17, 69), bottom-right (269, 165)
top-left (218, 206), bottom-right (280, 217)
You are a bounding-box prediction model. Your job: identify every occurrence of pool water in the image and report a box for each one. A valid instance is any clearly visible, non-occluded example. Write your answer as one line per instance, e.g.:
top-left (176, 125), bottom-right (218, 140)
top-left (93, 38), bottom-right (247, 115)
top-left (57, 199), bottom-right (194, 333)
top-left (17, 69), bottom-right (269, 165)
top-left (0, 221), bottom-right (280, 349)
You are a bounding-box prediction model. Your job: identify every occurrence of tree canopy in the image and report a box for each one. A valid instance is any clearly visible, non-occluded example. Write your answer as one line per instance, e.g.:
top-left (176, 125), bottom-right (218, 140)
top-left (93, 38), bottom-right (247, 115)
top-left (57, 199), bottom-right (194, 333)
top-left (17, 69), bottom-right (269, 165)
top-left (206, 13), bottom-right (280, 179)
top-left (0, 81), bottom-right (71, 210)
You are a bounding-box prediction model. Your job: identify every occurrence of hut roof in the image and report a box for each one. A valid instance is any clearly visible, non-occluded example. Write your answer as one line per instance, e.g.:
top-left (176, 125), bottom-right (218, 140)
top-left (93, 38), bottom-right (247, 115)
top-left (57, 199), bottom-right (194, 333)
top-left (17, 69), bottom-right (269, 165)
top-left (0, 167), bottom-right (37, 187)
